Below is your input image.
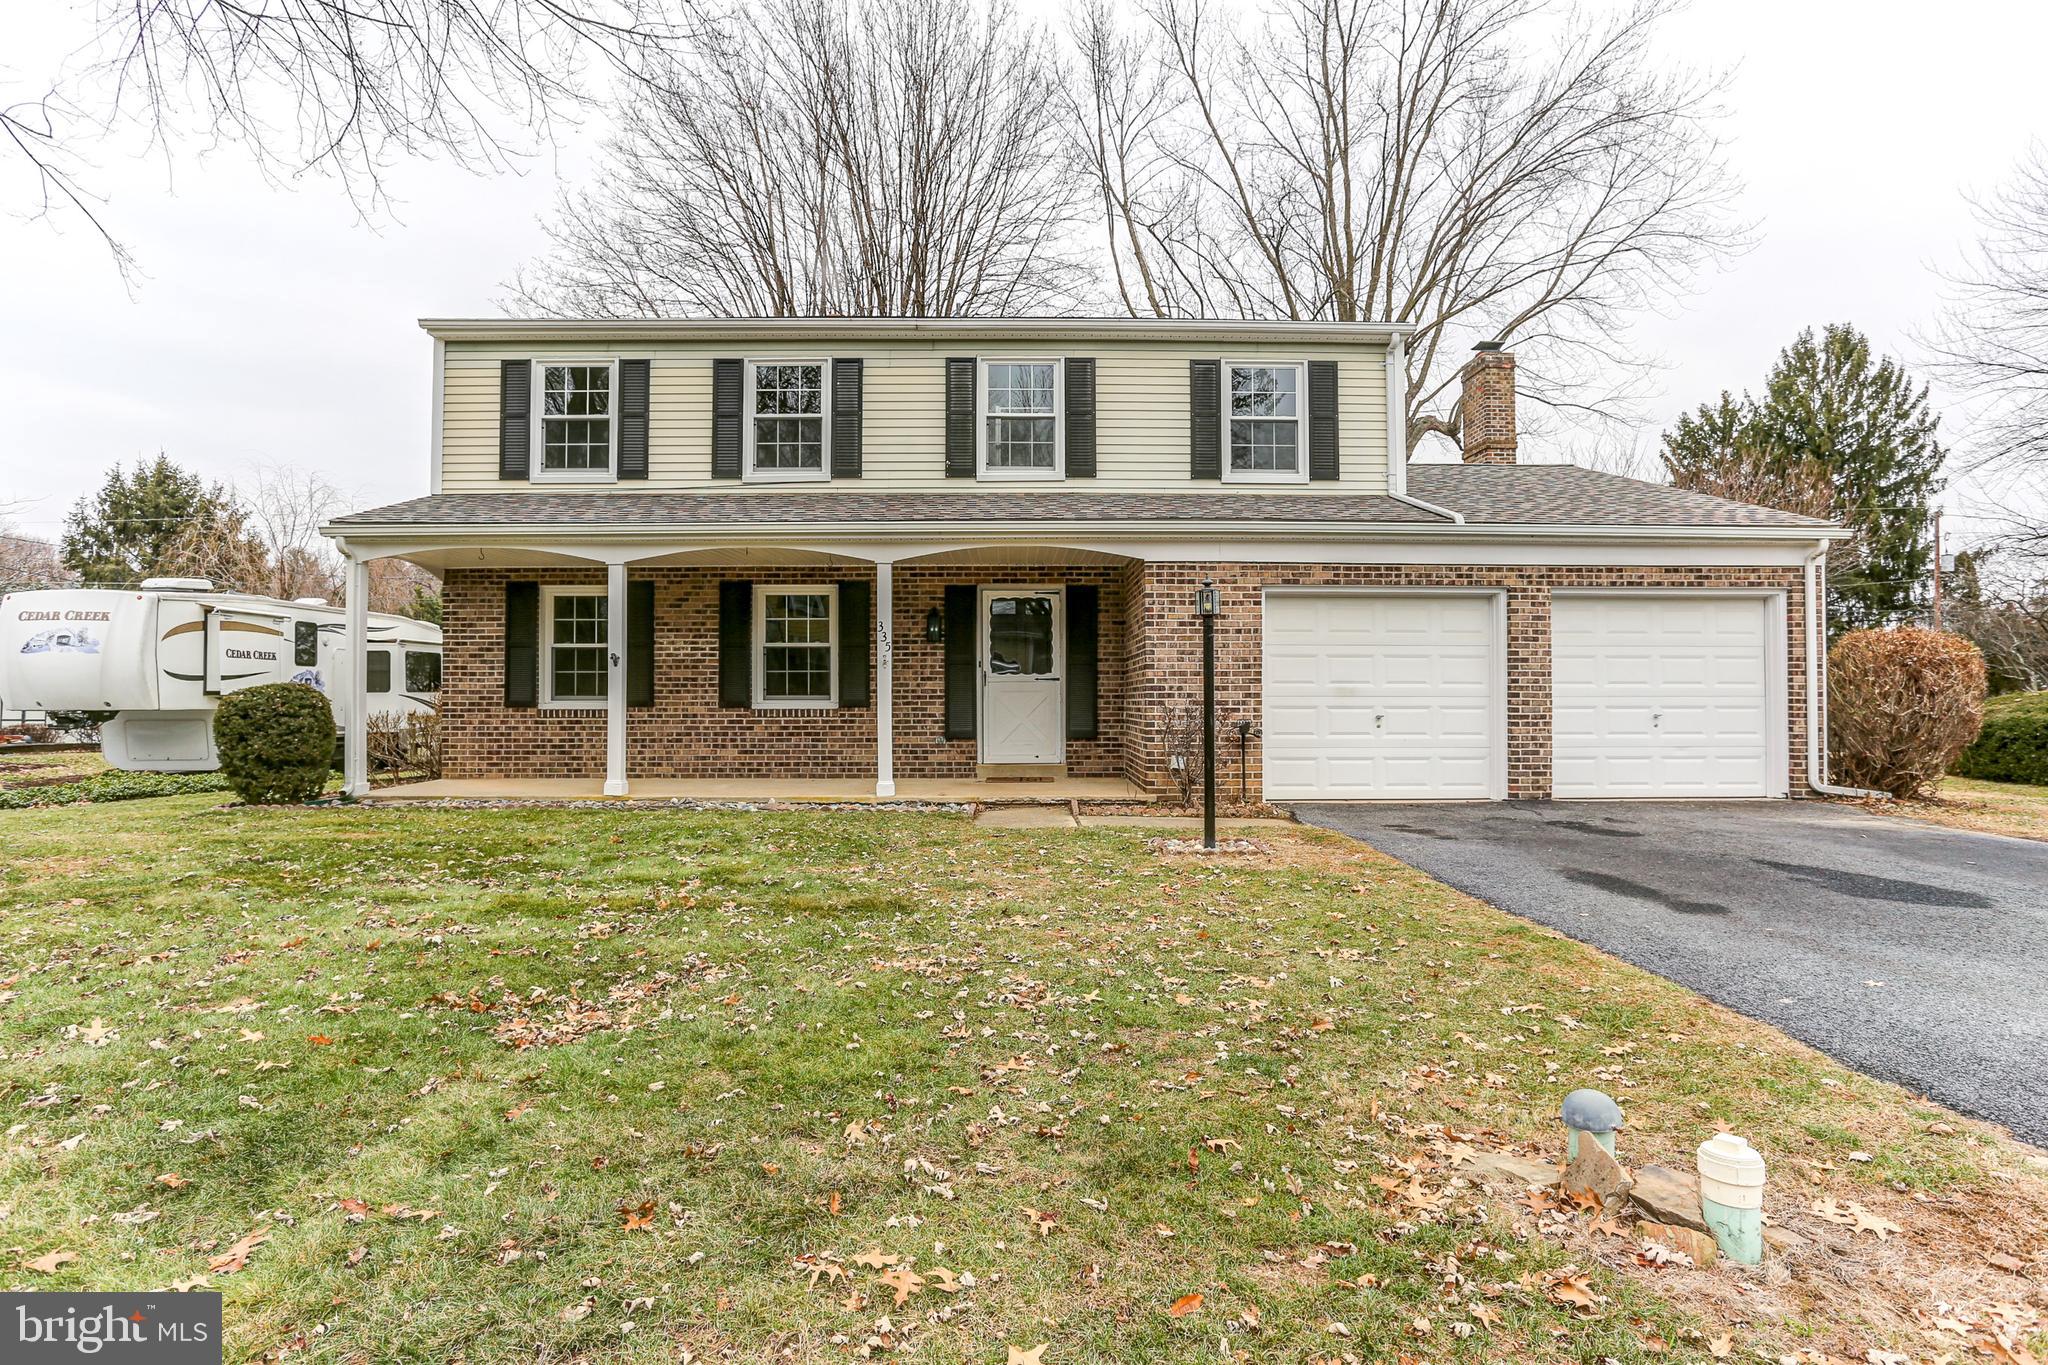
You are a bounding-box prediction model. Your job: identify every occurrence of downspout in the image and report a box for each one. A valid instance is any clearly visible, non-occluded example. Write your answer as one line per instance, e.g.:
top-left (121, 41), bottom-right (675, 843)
top-left (1803, 543), bottom-right (1887, 800)
top-left (1384, 332), bottom-right (1466, 524)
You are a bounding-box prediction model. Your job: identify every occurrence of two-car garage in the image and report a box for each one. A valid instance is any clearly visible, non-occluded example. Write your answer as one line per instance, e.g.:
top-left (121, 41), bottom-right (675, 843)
top-left (1261, 589), bottom-right (1787, 801)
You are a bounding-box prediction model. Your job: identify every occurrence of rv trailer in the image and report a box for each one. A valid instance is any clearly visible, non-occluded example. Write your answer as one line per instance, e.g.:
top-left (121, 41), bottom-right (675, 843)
top-left (0, 578), bottom-right (440, 772)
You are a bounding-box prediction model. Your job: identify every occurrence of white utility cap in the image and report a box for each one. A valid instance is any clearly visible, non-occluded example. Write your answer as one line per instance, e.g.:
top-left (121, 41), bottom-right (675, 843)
top-left (1696, 1133), bottom-right (1766, 1209)
top-left (141, 577), bottom-right (215, 592)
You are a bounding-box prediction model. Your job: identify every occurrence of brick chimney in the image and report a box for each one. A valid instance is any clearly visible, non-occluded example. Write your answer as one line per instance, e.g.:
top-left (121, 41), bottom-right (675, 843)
top-left (1458, 342), bottom-right (1517, 465)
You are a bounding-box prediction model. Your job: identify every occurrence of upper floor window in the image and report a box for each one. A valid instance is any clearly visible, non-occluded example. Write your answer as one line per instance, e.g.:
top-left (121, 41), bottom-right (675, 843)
top-left (537, 362), bottom-right (615, 479)
top-left (980, 359), bottom-right (1061, 479)
top-left (1225, 361), bottom-right (1306, 482)
top-left (542, 587), bottom-right (607, 706)
top-left (746, 361), bottom-right (829, 481)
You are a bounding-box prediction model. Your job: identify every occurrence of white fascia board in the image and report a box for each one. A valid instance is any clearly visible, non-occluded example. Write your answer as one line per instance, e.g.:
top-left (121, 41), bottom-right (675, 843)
top-left (419, 317), bottom-right (1418, 346)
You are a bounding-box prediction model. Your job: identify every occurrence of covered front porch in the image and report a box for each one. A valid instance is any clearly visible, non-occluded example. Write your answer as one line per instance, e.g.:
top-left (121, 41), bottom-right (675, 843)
top-left (330, 531), bottom-right (1152, 801)
top-left (362, 774), bottom-right (1153, 803)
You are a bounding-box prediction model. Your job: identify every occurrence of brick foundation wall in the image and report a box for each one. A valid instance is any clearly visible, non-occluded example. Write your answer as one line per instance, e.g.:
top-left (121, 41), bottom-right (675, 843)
top-left (440, 564), bottom-right (1125, 782)
top-left (1120, 562), bottom-right (1812, 801)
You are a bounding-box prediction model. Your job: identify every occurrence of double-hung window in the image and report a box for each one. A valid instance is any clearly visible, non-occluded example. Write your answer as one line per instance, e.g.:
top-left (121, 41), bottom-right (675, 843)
top-left (542, 587), bottom-right (607, 706)
top-left (1225, 361), bottom-right (1306, 482)
top-left (535, 361), bottom-right (616, 479)
top-left (753, 585), bottom-right (837, 707)
top-left (746, 361), bottom-right (829, 480)
top-left (979, 359), bottom-right (1061, 478)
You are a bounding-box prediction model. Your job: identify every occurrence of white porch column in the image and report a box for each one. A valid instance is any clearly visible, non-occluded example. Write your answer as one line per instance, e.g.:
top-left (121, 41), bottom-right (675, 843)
top-left (604, 562), bottom-right (629, 797)
top-left (874, 560), bottom-right (895, 798)
top-left (342, 550), bottom-right (370, 798)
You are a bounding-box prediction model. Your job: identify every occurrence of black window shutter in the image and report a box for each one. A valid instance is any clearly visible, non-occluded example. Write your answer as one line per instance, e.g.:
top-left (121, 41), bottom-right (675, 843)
top-left (718, 580), bottom-right (753, 707)
top-left (712, 359), bottom-right (744, 479)
top-left (619, 359), bottom-right (650, 479)
top-left (1189, 359), bottom-right (1221, 480)
top-left (1308, 360), bottom-right (1339, 481)
top-left (831, 359), bottom-right (864, 479)
top-left (944, 358), bottom-right (977, 478)
top-left (943, 584), bottom-right (977, 739)
top-left (504, 580), bottom-right (539, 707)
top-left (837, 580), bottom-right (871, 707)
top-left (500, 360), bottom-right (531, 480)
top-left (1065, 358), bottom-right (1097, 478)
top-left (627, 579), bottom-right (655, 706)
top-left (1066, 584), bottom-right (1099, 739)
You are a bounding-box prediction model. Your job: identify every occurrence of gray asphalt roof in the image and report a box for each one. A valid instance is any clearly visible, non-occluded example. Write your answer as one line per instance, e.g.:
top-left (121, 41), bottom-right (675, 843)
top-left (328, 464), bottom-right (1834, 532)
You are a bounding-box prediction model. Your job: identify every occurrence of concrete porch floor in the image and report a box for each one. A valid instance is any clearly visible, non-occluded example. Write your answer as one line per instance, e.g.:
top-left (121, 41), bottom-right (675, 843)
top-left (365, 776), bottom-right (1154, 804)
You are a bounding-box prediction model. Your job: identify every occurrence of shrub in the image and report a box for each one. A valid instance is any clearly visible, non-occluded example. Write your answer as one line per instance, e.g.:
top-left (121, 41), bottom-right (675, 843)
top-left (212, 683), bottom-right (336, 804)
top-left (1827, 628), bottom-right (1986, 798)
top-left (0, 770), bottom-right (232, 810)
top-left (1952, 690), bottom-right (2048, 786)
top-left (365, 711), bottom-right (441, 779)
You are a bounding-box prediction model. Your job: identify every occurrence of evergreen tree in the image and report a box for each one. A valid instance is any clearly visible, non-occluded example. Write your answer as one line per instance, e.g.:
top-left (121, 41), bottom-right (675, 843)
top-left (1660, 324), bottom-right (1945, 631)
top-left (60, 455), bottom-right (246, 589)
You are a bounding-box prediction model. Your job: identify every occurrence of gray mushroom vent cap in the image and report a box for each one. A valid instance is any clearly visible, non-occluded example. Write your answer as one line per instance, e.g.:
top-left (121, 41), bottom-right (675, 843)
top-left (1560, 1088), bottom-right (1625, 1132)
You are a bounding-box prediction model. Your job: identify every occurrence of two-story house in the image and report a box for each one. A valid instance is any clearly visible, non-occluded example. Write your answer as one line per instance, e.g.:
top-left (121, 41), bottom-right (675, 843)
top-left (322, 317), bottom-right (1848, 803)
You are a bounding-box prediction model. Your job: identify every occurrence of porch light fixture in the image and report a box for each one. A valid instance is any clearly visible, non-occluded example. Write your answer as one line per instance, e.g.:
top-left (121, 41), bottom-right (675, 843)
top-left (924, 606), bottom-right (944, 644)
top-left (1195, 584), bottom-right (1221, 616)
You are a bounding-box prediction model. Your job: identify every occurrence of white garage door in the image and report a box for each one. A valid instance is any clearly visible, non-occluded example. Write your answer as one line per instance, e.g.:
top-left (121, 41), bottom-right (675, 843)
top-left (1552, 595), bottom-right (1779, 799)
top-left (1263, 593), bottom-right (1500, 800)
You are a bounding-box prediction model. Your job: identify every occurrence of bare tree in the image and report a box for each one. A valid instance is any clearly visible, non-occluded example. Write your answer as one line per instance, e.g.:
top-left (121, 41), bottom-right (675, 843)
top-left (0, 525), bottom-right (74, 594)
top-left (1068, 0), bottom-right (1743, 451)
top-left (510, 0), bottom-right (1085, 316)
top-left (4, 2), bottom-right (694, 277)
top-left (157, 465), bottom-right (347, 600)
top-left (1928, 148), bottom-right (2048, 518)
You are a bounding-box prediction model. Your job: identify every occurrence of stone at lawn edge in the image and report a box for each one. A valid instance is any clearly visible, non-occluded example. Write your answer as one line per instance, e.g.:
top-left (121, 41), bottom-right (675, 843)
top-left (1561, 1140), bottom-right (1633, 1212)
top-left (1454, 1150), bottom-right (1560, 1190)
top-left (1640, 1221), bottom-right (1719, 1267)
top-left (1762, 1225), bottom-right (1808, 1253)
top-left (1629, 1164), bottom-right (1709, 1232)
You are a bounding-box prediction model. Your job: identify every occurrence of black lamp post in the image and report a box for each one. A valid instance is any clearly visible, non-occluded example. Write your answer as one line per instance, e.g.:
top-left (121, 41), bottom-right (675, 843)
top-left (1195, 579), bottom-right (1221, 849)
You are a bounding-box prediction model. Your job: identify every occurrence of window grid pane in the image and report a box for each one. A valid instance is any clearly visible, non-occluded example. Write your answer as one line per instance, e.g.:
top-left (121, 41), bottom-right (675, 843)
top-left (987, 415), bottom-right (1056, 469)
top-left (761, 592), bottom-right (833, 701)
top-left (753, 364), bottom-right (824, 470)
top-left (1227, 364), bottom-right (1301, 472)
top-left (542, 364), bottom-right (612, 472)
top-left (548, 594), bottom-right (607, 701)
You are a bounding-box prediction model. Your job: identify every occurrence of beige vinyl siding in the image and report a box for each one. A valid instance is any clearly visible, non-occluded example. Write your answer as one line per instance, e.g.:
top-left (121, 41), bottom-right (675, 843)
top-left (441, 339), bottom-right (1389, 494)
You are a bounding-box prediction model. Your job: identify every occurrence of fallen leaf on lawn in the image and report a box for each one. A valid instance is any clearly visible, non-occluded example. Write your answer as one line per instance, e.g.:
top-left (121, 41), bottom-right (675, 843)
top-left (504, 1102), bottom-right (531, 1121)
top-left (877, 1264), bottom-right (924, 1306)
top-left (23, 1250), bottom-right (78, 1273)
top-left (379, 1204), bottom-right (439, 1222)
top-left (1167, 1293), bottom-right (1203, 1317)
top-left (346, 1246), bottom-right (367, 1267)
top-left (307, 1034), bottom-right (335, 1046)
top-left (155, 1173), bottom-right (190, 1189)
top-left (208, 1227), bottom-right (270, 1274)
top-left (1546, 1273), bottom-right (1603, 1316)
top-left (1810, 1198), bottom-right (1903, 1239)
top-left (620, 1200), bottom-right (657, 1231)
top-left (1007, 1347), bottom-right (1046, 1365)
top-left (1707, 1331), bottom-right (1733, 1358)
top-left (561, 1298), bottom-right (594, 1322)
top-left (1022, 1207), bottom-right (1057, 1236)
top-left (169, 1276), bottom-right (211, 1292)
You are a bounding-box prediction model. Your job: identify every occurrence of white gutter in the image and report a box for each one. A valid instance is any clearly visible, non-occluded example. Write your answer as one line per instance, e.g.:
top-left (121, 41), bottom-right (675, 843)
top-left (1379, 334), bottom-right (1465, 520)
top-left (321, 516), bottom-right (1843, 545)
top-left (419, 316), bottom-right (1419, 345)
top-left (1803, 542), bottom-right (1888, 800)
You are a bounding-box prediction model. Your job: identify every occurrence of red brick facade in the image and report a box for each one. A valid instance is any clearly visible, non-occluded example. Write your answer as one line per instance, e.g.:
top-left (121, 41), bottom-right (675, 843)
top-left (440, 559), bottom-right (1812, 800)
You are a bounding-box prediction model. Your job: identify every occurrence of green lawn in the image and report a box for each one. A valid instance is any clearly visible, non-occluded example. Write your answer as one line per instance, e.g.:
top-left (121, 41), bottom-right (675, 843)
top-left (2, 796), bottom-right (2042, 1363)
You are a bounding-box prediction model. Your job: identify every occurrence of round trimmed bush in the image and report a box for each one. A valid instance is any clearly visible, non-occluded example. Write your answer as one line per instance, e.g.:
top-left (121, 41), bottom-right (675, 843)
top-left (1827, 627), bottom-right (1986, 798)
top-left (1953, 690), bottom-right (2048, 786)
top-left (212, 683), bottom-right (336, 804)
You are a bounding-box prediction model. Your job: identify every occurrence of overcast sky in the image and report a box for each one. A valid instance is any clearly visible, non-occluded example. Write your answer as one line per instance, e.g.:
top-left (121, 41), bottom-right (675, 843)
top-left (2, 0), bottom-right (2043, 547)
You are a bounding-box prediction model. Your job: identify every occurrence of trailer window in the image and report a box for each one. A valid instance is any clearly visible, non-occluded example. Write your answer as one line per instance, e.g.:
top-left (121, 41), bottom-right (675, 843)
top-left (367, 650), bottom-right (392, 694)
top-left (295, 621), bottom-right (318, 667)
top-left (405, 650), bottom-right (441, 692)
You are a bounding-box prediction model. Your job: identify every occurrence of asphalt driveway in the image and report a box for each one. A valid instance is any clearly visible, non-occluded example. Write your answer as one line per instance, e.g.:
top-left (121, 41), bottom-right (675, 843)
top-left (1293, 801), bottom-right (2048, 1145)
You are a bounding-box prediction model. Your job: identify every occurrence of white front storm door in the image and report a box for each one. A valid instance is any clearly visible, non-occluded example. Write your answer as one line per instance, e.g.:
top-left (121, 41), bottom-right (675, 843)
top-left (979, 588), bottom-right (1065, 764)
